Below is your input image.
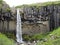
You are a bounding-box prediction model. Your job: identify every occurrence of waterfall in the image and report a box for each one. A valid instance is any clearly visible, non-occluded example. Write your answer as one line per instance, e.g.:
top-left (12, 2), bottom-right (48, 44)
top-left (16, 8), bottom-right (23, 43)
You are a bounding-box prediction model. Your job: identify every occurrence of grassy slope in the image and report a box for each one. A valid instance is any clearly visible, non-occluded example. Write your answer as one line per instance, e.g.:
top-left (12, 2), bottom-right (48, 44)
top-left (37, 27), bottom-right (60, 45)
top-left (0, 33), bottom-right (15, 45)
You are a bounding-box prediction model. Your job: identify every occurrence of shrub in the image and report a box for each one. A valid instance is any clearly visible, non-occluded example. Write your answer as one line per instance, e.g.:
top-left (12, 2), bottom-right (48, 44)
top-left (31, 34), bottom-right (46, 41)
top-left (23, 34), bottom-right (31, 41)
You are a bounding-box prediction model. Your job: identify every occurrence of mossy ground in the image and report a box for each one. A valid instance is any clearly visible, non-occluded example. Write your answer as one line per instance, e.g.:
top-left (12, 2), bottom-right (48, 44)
top-left (37, 27), bottom-right (60, 45)
top-left (0, 33), bottom-right (15, 45)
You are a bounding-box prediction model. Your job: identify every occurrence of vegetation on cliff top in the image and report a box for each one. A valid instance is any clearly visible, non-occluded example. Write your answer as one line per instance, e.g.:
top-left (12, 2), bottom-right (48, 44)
top-left (16, 1), bottom-right (60, 8)
top-left (0, 0), bottom-right (3, 8)
top-left (0, 0), bottom-right (11, 12)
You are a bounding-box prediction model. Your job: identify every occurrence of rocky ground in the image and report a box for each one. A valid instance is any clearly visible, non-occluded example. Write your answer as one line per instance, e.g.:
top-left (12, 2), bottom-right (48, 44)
top-left (15, 41), bottom-right (37, 45)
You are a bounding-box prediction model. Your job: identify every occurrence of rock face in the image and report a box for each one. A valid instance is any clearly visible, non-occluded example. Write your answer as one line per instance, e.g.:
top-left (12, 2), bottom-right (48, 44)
top-left (0, 1), bottom-right (16, 33)
top-left (0, 1), bottom-right (60, 35)
top-left (22, 21), bottom-right (49, 35)
top-left (21, 4), bottom-right (60, 32)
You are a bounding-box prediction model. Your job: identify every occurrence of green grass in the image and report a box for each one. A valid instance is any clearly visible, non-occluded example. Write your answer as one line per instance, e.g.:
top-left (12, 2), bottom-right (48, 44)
top-left (23, 33), bottom-right (48, 41)
top-left (37, 27), bottom-right (60, 45)
top-left (16, 1), bottom-right (60, 8)
top-left (0, 33), bottom-right (15, 45)
top-left (31, 33), bottom-right (47, 40)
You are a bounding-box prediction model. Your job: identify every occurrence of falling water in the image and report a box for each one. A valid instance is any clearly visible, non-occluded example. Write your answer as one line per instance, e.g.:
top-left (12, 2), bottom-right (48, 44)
top-left (16, 8), bottom-right (23, 43)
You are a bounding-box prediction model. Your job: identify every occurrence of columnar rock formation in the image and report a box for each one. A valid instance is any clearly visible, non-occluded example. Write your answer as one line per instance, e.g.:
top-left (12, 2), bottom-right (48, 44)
top-left (0, 1), bottom-right (16, 32)
top-left (0, 1), bottom-right (60, 35)
top-left (21, 4), bottom-right (60, 32)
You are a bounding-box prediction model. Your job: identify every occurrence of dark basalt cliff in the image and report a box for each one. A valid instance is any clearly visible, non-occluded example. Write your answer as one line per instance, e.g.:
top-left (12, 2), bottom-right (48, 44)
top-left (0, 0), bottom-right (16, 33)
top-left (20, 3), bottom-right (60, 31)
top-left (0, 1), bottom-right (60, 34)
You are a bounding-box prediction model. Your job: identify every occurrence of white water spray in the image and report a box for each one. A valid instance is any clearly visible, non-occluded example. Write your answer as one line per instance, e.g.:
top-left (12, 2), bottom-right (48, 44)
top-left (16, 8), bottom-right (23, 43)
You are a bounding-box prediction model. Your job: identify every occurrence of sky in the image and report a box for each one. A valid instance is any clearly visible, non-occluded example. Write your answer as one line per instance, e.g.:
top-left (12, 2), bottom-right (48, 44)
top-left (3, 0), bottom-right (59, 7)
